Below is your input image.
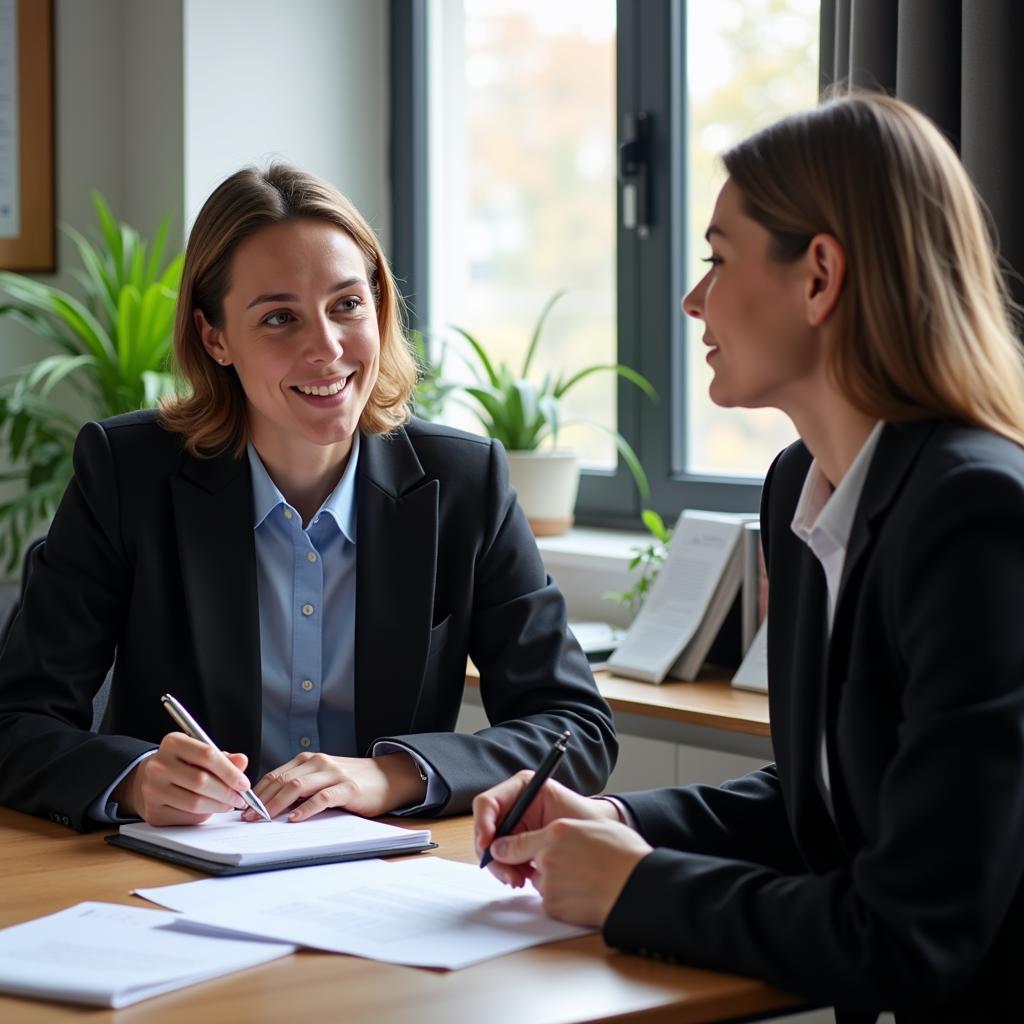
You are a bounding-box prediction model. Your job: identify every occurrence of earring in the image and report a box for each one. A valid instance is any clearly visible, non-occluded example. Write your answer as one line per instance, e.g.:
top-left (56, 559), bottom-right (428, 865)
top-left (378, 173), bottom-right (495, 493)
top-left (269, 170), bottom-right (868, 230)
top-left (217, 358), bottom-right (227, 365)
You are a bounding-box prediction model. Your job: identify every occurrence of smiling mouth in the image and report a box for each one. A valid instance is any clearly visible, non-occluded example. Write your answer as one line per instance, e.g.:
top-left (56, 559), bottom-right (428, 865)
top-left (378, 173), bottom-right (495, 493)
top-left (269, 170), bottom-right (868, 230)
top-left (292, 373), bottom-right (353, 397)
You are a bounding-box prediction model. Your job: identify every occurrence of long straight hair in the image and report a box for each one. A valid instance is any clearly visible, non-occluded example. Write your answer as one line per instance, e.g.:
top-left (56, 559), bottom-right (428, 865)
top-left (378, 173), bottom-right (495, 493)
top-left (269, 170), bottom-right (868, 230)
top-left (723, 93), bottom-right (1024, 447)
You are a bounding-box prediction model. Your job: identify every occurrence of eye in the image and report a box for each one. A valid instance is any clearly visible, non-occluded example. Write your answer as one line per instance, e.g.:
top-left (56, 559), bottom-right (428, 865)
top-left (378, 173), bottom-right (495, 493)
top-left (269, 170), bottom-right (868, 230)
top-left (700, 255), bottom-right (723, 266)
top-left (335, 296), bottom-right (364, 313)
top-left (262, 310), bottom-right (295, 327)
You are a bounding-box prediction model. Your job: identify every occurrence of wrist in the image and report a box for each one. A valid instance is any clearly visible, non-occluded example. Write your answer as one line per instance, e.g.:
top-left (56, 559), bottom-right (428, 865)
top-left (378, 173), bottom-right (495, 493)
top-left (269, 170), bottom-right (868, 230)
top-left (374, 752), bottom-right (427, 810)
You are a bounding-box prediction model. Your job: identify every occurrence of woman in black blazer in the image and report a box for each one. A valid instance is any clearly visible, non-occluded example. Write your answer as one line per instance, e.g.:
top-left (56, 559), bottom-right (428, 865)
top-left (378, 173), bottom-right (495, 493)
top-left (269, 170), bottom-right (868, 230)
top-left (475, 94), bottom-right (1024, 1022)
top-left (0, 165), bottom-right (616, 832)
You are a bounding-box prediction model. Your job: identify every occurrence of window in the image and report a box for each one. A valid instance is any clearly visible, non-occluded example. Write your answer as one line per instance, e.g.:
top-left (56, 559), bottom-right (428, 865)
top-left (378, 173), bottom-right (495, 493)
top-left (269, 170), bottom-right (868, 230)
top-left (391, 0), bottom-right (820, 525)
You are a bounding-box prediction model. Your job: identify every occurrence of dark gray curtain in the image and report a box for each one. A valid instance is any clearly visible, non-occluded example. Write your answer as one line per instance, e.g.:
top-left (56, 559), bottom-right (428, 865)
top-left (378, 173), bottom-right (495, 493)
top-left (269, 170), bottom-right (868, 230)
top-left (820, 0), bottom-right (1024, 307)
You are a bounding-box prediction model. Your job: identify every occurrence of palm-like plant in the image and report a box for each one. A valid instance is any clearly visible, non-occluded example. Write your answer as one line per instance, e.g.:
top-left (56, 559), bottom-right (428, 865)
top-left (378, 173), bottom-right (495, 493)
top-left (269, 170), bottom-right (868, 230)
top-left (452, 290), bottom-right (657, 498)
top-left (0, 193), bottom-right (183, 571)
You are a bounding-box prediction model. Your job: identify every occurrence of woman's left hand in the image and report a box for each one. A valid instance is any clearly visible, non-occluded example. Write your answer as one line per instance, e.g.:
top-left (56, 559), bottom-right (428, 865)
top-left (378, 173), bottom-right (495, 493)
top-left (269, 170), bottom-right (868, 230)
top-left (243, 751), bottom-right (427, 822)
top-left (487, 817), bottom-right (653, 927)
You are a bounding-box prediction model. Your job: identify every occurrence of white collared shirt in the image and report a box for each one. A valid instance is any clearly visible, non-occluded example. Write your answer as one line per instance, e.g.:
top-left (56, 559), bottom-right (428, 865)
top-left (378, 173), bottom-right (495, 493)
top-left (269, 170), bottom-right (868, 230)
top-left (790, 421), bottom-right (884, 812)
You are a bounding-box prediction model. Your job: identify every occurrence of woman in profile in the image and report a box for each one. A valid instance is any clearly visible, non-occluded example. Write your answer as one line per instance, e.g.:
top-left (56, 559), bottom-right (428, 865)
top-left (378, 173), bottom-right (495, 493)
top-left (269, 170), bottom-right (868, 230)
top-left (475, 93), bottom-right (1024, 1022)
top-left (0, 165), bottom-right (616, 830)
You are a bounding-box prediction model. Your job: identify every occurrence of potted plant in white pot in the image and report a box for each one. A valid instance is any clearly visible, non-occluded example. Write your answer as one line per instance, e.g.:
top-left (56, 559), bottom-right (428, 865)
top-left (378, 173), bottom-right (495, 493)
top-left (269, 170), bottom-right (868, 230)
top-left (452, 290), bottom-right (656, 535)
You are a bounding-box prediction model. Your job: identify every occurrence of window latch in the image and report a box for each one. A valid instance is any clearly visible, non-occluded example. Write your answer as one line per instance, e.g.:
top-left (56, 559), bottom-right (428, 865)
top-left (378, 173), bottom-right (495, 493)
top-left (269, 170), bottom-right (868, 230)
top-left (619, 111), bottom-right (650, 239)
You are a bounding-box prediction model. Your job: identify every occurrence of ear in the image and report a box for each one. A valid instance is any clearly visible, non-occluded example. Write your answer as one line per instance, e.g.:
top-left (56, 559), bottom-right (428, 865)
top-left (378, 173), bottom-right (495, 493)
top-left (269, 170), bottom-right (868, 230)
top-left (194, 308), bottom-right (231, 366)
top-left (803, 233), bottom-right (845, 328)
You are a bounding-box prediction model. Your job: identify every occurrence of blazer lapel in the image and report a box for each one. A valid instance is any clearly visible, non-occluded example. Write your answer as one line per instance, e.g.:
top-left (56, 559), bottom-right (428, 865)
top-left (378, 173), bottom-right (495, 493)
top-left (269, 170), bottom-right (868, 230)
top-left (824, 419), bottom-right (939, 837)
top-left (170, 451), bottom-right (262, 761)
top-left (354, 429), bottom-right (439, 751)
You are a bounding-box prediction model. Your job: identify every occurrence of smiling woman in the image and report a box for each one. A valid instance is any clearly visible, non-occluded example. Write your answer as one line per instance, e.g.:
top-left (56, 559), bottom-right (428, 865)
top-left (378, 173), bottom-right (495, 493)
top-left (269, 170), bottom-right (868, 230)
top-left (0, 164), bottom-right (617, 834)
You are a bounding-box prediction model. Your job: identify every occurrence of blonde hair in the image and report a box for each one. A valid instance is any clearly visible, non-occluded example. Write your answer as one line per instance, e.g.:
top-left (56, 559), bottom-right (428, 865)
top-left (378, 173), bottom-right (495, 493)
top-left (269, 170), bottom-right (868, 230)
top-left (161, 164), bottom-right (415, 456)
top-left (723, 92), bottom-right (1024, 447)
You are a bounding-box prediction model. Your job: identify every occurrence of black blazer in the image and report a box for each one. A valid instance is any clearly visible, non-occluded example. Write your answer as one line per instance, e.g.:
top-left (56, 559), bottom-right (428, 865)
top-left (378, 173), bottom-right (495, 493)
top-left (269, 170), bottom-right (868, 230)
top-left (604, 420), bottom-right (1024, 1023)
top-left (0, 411), bottom-right (616, 831)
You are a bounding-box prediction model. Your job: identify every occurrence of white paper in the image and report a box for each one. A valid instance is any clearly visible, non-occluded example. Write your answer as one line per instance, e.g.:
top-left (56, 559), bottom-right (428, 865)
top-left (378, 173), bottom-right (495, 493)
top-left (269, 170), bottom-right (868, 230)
top-left (608, 512), bottom-right (745, 682)
top-left (119, 808), bottom-right (431, 865)
top-left (0, 0), bottom-right (19, 238)
top-left (136, 856), bottom-right (592, 969)
top-left (0, 902), bottom-right (294, 1008)
top-left (732, 617), bottom-right (769, 692)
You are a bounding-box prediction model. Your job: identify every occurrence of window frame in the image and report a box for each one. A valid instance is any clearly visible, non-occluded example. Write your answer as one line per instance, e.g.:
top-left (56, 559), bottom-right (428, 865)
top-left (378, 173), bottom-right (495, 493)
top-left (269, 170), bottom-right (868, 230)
top-left (390, 0), bottom-right (766, 529)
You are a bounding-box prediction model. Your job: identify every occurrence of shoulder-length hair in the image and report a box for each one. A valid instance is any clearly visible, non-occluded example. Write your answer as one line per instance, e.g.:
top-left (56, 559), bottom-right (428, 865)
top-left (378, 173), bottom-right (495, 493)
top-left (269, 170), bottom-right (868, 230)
top-left (161, 164), bottom-right (415, 456)
top-left (722, 92), bottom-right (1024, 447)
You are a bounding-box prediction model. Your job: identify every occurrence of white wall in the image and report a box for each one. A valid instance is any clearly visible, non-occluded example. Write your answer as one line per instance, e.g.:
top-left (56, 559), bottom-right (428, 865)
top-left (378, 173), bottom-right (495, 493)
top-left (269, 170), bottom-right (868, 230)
top-left (182, 0), bottom-right (390, 247)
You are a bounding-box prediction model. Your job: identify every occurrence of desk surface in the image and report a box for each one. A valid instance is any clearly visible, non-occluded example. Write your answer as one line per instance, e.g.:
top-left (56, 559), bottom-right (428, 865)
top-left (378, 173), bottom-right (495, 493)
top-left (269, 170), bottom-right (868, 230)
top-left (467, 666), bottom-right (771, 738)
top-left (0, 808), bottom-right (798, 1024)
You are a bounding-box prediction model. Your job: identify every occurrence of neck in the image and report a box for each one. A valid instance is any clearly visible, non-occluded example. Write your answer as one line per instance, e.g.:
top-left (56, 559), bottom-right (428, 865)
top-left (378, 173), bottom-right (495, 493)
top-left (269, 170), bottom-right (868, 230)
top-left (253, 437), bottom-right (354, 525)
top-left (787, 390), bottom-right (879, 488)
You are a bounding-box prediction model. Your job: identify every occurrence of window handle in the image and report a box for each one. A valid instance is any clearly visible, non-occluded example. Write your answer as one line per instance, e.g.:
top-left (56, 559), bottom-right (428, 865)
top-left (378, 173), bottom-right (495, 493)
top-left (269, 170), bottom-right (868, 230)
top-left (619, 111), bottom-right (650, 239)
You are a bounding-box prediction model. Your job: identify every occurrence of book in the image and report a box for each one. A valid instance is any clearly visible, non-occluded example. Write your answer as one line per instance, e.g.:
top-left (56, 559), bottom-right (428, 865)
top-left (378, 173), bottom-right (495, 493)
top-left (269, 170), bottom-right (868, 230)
top-left (740, 521), bottom-right (768, 652)
top-left (107, 809), bottom-right (435, 876)
top-left (731, 617), bottom-right (769, 693)
top-left (569, 620), bottom-right (625, 669)
top-left (606, 511), bottom-right (751, 683)
top-left (0, 902), bottom-right (294, 1008)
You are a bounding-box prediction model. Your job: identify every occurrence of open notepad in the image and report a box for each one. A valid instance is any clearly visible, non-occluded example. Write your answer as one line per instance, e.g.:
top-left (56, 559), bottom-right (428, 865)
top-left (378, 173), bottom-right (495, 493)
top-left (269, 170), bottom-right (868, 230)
top-left (107, 809), bottom-right (435, 875)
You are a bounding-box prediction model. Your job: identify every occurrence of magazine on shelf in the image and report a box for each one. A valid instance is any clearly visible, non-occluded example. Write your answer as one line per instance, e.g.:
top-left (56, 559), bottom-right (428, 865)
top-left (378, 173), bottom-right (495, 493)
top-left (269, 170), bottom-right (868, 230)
top-left (607, 511), bottom-right (755, 683)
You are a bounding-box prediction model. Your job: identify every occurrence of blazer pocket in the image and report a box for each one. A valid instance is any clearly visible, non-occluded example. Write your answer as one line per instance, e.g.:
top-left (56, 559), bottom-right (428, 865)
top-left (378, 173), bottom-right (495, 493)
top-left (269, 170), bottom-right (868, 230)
top-left (427, 614), bottom-right (451, 660)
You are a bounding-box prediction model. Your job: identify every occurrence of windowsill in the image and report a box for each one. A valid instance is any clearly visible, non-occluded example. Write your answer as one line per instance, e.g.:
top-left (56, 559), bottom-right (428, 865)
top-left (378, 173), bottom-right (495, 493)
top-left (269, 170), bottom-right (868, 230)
top-left (535, 526), bottom-right (649, 570)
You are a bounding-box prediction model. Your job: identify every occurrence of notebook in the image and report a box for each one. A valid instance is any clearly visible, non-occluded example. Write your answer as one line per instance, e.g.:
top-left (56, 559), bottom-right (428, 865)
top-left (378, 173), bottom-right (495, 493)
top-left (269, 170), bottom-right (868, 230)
top-left (107, 809), bottom-right (435, 875)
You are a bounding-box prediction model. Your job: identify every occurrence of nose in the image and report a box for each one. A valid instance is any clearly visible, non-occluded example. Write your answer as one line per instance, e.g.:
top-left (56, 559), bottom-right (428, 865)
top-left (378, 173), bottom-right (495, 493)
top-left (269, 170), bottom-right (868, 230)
top-left (682, 273), bottom-right (708, 321)
top-left (304, 314), bottom-right (343, 365)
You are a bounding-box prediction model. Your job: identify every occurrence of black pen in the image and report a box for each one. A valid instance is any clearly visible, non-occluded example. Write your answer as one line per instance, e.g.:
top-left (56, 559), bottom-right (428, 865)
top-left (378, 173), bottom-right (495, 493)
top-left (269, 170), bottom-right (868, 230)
top-left (480, 730), bottom-right (570, 869)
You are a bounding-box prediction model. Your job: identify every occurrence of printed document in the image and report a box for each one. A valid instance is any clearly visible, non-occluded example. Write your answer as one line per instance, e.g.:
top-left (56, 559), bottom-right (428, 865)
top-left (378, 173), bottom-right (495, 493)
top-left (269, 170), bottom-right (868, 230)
top-left (137, 855), bottom-right (592, 969)
top-left (0, 902), bottom-right (294, 1008)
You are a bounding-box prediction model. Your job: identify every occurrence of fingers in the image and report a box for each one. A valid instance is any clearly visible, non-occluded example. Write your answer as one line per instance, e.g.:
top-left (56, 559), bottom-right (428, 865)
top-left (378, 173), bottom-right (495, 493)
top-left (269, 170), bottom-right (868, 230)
top-left (472, 770), bottom-right (534, 858)
top-left (489, 824), bottom-right (549, 867)
top-left (136, 734), bottom-right (253, 824)
top-left (246, 753), bottom-right (357, 821)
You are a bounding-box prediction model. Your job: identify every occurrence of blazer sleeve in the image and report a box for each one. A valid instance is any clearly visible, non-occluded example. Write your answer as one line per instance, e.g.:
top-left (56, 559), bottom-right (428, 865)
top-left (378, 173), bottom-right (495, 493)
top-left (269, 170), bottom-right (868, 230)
top-left (0, 422), bottom-right (155, 830)
top-left (381, 439), bottom-right (618, 814)
top-left (603, 459), bottom-right (1024, 1011)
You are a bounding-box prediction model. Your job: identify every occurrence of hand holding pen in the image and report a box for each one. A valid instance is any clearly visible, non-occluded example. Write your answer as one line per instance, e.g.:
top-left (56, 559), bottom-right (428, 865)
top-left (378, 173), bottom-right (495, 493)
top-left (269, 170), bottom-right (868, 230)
top-left (112, 693), bottom-right (270, 827)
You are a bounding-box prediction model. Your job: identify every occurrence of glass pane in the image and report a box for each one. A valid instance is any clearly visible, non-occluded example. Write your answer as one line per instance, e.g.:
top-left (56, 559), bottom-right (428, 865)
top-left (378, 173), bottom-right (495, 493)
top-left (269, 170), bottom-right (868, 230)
top-left (684, 0), bottom-right (819, 477)
top-left (428, 0), bottom-right (618, 467)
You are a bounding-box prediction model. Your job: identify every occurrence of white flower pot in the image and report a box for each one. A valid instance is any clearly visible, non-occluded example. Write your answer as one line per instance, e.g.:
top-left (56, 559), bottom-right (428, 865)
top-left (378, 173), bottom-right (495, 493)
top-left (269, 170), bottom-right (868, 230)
top-left (505, 449), bottom-right (581, 537)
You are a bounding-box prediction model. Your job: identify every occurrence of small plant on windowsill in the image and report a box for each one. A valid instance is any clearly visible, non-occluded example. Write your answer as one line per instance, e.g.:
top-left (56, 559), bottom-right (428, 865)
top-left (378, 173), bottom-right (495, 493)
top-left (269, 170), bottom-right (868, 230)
top-left (409, 329), bottom-right (456, 421)
top-left (451, 289), bottom-right (657, 536)
top-left (604, 508), bottom-right (673, 618)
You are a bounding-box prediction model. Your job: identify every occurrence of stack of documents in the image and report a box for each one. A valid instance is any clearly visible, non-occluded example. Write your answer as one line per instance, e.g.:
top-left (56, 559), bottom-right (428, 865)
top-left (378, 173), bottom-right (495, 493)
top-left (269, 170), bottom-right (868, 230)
top-left (137, 855), bottom-right (593, 970)
top-left (0, 902), bottom-right (294, 1008)
top-left (109, 808), bottom-right (435, 874)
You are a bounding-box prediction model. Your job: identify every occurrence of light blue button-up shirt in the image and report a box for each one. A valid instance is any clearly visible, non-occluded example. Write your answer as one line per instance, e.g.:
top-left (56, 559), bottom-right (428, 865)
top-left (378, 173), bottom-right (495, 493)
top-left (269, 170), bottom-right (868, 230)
top-left (90, 433), bottom-right (445, 821)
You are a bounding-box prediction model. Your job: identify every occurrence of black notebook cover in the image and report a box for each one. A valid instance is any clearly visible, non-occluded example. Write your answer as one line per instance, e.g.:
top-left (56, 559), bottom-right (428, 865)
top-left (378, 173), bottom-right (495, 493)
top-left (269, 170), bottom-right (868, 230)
top-left (105, 833), bottom-right (438, 876)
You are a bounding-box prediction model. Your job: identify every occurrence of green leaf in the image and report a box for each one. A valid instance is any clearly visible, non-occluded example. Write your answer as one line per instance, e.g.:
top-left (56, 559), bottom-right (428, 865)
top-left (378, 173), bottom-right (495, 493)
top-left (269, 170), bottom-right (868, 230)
top-left (641, 508), bottom-right (670, 542)
top-left (450, 326), bottom-right (500, 388)
top-left (146, 215), bottom-right (170, 284)
top-left (521, 288), bottom-right (567, 379)
top-left (555, 362), bottom-right (658, 402)
top-left (560, 416), bottom-right (650, 500)
top-left (92, 192), bottom-right (123, 271)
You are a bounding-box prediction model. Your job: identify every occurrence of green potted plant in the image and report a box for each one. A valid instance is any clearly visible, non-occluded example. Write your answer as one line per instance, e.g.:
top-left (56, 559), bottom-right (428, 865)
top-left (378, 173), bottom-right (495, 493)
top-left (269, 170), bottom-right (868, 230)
top-left (0, 193), bottom-right (183, 571)
top-left (452, 290), bottom-right (656, 535)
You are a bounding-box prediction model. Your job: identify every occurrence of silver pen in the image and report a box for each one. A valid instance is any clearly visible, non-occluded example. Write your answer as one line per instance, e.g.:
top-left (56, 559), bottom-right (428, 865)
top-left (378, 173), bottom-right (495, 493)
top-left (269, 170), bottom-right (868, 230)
top-left (160, 692), bottom-right (272, 822)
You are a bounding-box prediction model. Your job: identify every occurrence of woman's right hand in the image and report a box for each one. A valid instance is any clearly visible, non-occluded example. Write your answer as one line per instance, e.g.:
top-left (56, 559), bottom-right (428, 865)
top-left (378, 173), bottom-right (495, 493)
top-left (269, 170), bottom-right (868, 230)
top-left (112, 732), bottom-right (252, 826)
top-left (473, 772), bottom-right (620, 888)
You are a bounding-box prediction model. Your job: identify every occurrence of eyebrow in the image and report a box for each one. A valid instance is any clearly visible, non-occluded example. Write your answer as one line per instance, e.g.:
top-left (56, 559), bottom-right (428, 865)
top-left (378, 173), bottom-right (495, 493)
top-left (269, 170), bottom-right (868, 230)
top-left (245, 277), bottom-right (366, 309)
top-left (704, 225), bottom-right (726, 242)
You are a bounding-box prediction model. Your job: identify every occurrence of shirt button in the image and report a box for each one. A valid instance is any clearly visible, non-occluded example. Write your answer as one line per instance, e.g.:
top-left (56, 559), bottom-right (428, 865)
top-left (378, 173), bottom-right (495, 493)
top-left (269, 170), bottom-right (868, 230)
top-left (300, 736), bottom-right (311, 748)
top-left (307, 551), bottom-right (317, 563)
top-left (283, 508), bottom-right (293, 520)
top-left (301, 603), bottom-right (314, 616)
top-left (301, 679), bottom-right (314, 692)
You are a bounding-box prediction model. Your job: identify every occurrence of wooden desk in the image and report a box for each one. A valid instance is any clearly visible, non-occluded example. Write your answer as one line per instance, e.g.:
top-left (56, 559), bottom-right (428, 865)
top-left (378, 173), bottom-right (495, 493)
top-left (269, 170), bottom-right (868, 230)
top-left (0, 807), bottom-right (799, 1024)
top-left (466, 666), bottom-right (771, 738)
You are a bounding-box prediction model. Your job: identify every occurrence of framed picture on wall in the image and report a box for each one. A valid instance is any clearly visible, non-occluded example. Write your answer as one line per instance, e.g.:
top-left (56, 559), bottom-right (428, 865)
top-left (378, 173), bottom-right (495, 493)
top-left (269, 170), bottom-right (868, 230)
top-left (0, 0), bottom-right (54, 272)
